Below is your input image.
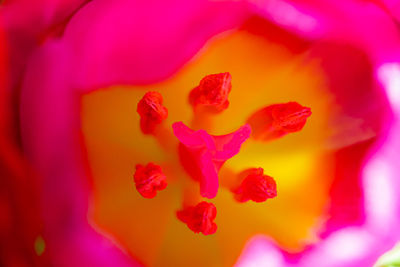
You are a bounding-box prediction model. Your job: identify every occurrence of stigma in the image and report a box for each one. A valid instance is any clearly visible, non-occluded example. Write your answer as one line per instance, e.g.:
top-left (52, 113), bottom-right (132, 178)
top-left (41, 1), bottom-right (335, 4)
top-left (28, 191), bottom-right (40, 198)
top-left (137, 91), bottom-right (168, 134)
top-left (233, 168), bottom-right (277, 203)
top-left (189, 72), bottom-right (232, 113)
top-left (177, 201), bottom-right (217, 235)
top-left (133, 163), bottom-right (167, 198)
top-left (247, 102), bottom-right (311, 141)
top-left (172, 121), bottom-right (251, 199)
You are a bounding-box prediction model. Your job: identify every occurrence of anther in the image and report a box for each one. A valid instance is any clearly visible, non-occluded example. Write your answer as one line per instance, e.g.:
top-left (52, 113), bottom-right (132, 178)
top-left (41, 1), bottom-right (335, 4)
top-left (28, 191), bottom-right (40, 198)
top-left (233, 168), bottom-right (277, 203)
top-left (189, 72), bottom-right (232, 113)
top-left (133, 163), bottom-right (167, 198)
top-left (177, 201), bottom-right (217, 235)
top-left (247, 102), bottom-right (311, 141)
top-left (137, 91), bottom-right (168, 134)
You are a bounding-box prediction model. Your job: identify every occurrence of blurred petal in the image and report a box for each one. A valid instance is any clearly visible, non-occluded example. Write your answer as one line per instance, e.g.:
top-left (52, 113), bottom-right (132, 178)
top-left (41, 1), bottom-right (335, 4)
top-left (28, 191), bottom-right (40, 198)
top-left (20, 41), bottom-right (141, 266)
top-left (62, 0), bottom-right (250, 89)
top-left (0, 0), bottom-right (90, 90)
top-left (13, 0), bottom-right (400, 266)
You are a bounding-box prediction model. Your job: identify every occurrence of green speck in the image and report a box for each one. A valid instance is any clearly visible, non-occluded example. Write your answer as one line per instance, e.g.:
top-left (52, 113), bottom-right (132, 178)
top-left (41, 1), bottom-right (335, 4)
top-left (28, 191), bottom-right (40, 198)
top-left (34, 235), bottom-right (45, 256)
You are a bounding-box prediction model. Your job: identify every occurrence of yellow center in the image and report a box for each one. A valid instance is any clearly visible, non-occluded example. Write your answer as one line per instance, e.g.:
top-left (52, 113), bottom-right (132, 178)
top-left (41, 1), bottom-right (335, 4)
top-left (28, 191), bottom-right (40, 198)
top-left (81, 30), bottom-right (337, 267)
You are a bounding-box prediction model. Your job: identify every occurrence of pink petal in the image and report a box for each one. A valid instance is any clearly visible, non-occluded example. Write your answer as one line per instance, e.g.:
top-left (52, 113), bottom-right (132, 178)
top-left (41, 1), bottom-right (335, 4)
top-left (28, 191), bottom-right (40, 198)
top-left (20, 40), bottom-right (141, 266)
top-left (0, 0), bottom-right (90, 90)
top-left (62, 0), bottom-right (250, 90)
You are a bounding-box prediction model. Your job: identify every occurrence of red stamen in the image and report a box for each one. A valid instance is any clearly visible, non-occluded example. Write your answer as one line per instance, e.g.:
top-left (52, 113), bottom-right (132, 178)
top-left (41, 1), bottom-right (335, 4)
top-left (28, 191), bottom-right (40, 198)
top-left (177, 201), bottom-right (217, 235)
top-left (247, 102), bottom-right (311, 141)
top-left (133, 163), bottom-right (167, 198)
top-left (233, 168), bottom-right (277, 203)
top-left (137, 91), bottom-right (168, 134)
top-left (189, 72), bottom-right (232, 113)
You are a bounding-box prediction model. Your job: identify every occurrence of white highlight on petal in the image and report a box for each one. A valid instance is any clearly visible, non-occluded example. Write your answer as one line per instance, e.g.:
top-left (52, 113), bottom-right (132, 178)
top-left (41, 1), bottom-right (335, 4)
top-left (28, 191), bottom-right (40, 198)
top-left (363, 157), bottom-right (396, 231)
top-left (261, 0), bottom-right (318, 34)
top-left (322, 228), bottom-right (372, 261)
top-left (377, 63), bottom-right (400, 111)
top-left (234, 235), bottom-right (284, 267)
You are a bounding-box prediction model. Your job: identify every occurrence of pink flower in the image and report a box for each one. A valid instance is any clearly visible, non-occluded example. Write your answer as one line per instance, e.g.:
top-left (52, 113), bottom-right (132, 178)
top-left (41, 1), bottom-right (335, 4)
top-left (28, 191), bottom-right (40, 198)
top-left (1, 0), bottom-right (400, 266)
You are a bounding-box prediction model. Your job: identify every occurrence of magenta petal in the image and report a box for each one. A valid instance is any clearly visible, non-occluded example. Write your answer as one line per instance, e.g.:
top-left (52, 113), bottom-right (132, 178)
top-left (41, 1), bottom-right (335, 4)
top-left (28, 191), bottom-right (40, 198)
top-left (20, 41), bottom-right (140, 266)
top-left (1, 0), bottom-right (90, 91)
top-left (172, 122), bottom-right (251, 198)
top-left (1, 0), bottom-right (90, 32)
top-left (61, 0), bottom-right (249, 90)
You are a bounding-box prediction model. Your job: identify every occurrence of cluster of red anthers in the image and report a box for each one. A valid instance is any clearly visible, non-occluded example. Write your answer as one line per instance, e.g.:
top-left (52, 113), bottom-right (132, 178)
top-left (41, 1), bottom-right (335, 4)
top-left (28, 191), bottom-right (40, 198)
top-left (134, 73), bottom-right (311, 235)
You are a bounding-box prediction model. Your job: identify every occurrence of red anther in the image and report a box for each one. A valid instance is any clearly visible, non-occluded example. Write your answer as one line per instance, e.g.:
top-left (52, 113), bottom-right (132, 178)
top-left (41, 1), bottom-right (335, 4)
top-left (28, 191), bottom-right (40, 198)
top-left (189, 72), bottom-right (232, 112)
top-left (247, 102), bottom-right (311, 141)
top-left (233, 168), bottom-right (277, 203)
top-left (137, 91), bottom-right (168, 134)
top-left (133, 163), bottom-right (167, 198)
top-left (177, 201), bottom-right (217, 235)
top-left (271, 102), bottom-right (312, 131)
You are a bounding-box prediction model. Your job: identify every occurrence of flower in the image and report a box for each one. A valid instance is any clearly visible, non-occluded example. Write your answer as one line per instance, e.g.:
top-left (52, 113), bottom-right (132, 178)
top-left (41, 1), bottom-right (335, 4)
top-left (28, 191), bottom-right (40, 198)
top-left (1, 0), bottom-right (400, 267)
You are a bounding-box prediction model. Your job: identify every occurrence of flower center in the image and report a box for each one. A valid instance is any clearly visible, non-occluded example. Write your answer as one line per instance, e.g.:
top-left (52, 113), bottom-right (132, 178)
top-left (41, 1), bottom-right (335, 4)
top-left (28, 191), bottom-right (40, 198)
top-left (130, 72), bottom-right (312, 235)
top-left (82, 30), bottom-right (336, 265)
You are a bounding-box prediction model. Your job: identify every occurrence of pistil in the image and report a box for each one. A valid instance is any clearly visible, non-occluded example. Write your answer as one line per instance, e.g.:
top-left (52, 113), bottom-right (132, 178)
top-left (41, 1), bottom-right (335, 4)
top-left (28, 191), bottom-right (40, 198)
top-left (172, 121), bottom-right (251, 199)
